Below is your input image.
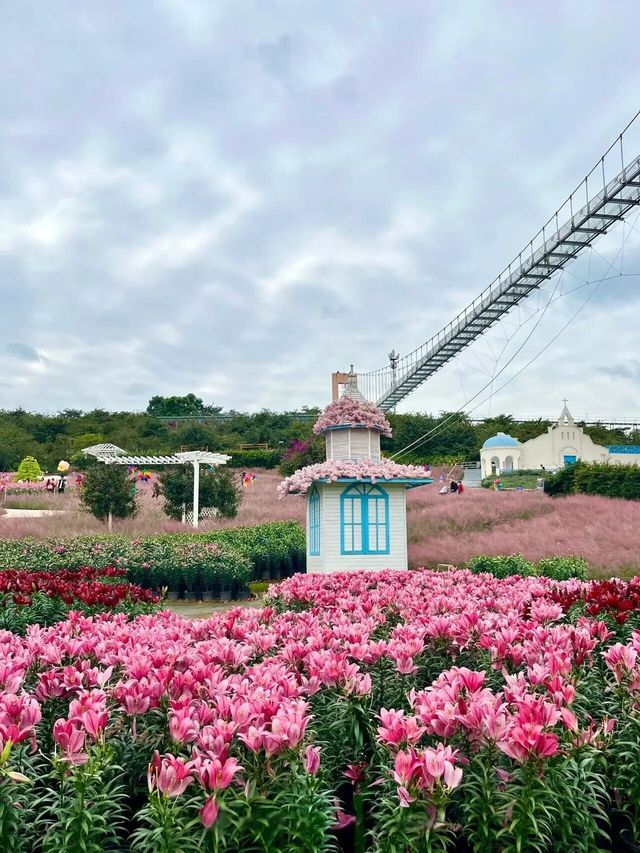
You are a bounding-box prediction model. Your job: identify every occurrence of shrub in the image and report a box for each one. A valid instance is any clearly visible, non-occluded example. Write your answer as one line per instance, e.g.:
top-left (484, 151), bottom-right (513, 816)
top-left (126, 539), bottom-right (252, 597)
top-left (481, 470), bottom-right (543, 489)
top-left (227, 449), bottom-right (282, 468)
top-left (543, 463), bottom-right (580, 496)
top-left (197, 521), bottom-right (306, 579)
top-left (574, 463), bottom-right (640, 500)
top-left (393, 452), bottom-right (467, 467)
top-left (544, 461), bottom-right (640, 500)
top-left (278, 438), bottom-right (325, 476)
top-left (537, 555), bottom-right (589, 580)
top-left (80, 465), bottom-right (138, 523)
top-left (467, 553), bottom-right (591, 580)
top-left (14, 455), bottom-right (43, 482)
top-left (466, 553), bottom-right (536, 577)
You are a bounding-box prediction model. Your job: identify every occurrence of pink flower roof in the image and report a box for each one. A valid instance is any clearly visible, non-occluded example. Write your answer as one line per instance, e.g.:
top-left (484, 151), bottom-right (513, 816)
top-left (313, 397), bottom-right (392, 437)
top-left (278, 458), bottom-right (431, 496)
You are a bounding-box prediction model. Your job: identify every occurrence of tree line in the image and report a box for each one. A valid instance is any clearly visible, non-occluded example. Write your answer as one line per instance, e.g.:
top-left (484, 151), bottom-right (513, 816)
top-left (1, 394), bottom-right (638, 472)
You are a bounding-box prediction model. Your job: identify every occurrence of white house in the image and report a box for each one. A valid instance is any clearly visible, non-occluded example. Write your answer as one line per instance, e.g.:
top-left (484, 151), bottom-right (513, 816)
top-left (279, 373), bottom-right (432, 573)
top-left (480, 402), bottom-right (640, 476)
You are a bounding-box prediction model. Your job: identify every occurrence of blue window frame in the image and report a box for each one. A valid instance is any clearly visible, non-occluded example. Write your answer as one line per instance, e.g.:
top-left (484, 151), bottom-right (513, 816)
top-left (308, 486), bottom-right (320, 556)
top-left (340, 484), bottom-right (390, 555)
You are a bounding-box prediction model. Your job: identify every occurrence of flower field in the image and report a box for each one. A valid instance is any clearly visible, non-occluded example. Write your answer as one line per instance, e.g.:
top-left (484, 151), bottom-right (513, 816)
top-left (0, 568), bottom-right (639, 851)
top-left (0, 568), bottom-right (159, 633)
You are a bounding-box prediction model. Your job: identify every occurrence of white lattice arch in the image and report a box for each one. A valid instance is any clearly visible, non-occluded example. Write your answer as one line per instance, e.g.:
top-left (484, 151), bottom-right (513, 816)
top-left (82, 445), bottom-right (230, 528)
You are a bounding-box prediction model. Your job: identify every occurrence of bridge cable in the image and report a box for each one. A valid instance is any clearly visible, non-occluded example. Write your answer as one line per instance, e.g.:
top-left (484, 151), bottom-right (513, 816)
top-left (390, 211), bottom-right (640, 460)
top-left (389, 269), bottom-right (565, 459)
top-left (391, 269), bottom-right (635, 461)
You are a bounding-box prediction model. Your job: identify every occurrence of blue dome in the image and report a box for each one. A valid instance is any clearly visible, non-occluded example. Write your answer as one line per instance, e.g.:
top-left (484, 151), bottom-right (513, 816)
top-left (482, 432), bottom-right (521, 449)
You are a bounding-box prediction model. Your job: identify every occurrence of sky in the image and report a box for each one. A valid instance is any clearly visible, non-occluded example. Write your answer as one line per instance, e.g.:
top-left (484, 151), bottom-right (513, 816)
top-left (2, 0), bottom-right (640, 420)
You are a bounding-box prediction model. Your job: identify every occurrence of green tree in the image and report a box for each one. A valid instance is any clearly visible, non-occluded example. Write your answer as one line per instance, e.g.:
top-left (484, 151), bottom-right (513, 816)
top-left (0, 426), bottom-right (39, 471)
top-left (80, 465), bottom-right (138, 527)
top-left (154, 465), bottom-right (241, 520)
top-left (146, 394), bottom-right (221, 417)
top-left (176, 423), bottom-right (218, 448)
top-left (582, 422), bottom-right (628, 446)
top-left (14, 455), bottom-right (43, 482)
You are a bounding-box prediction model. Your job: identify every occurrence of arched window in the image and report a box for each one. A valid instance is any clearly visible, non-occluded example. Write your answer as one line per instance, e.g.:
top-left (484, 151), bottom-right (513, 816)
top-left (340, 483), bottom-right (389, 555)
top-left (308, 486), bottom-right (320, 556)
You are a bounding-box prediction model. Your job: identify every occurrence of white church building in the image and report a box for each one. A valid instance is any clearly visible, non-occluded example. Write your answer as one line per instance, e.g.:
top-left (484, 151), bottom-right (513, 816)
top-left (480, 402), bottom-right (640, 477)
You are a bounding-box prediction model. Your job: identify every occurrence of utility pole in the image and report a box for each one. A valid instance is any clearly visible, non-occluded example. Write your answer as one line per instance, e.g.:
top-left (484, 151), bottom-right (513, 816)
top-left (389, 350), bottom-right (400, 412)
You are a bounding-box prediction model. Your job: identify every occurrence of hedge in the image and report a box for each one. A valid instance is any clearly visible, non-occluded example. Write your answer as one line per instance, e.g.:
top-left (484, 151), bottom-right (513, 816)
top-left (544, 461), bottom-right (640, 500)
top-left (466, 553), bottom-right (589, 580)
top-left (0, 521), bottom-right (306, 598)
top-left (386, 453), bottom-right (464, 467)
top-left (575, 463), bottom-right (640, 500)
top-left (225, 449), bottom-right (282, 468)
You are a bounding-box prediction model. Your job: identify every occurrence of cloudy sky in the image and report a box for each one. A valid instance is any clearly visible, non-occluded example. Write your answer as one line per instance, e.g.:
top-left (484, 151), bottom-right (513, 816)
top-left (2, 0), bottom-right (640, 420)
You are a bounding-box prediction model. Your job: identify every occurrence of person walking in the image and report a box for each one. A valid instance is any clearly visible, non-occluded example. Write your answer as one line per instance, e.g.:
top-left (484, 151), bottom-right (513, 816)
top-left (457, 481), bottom-right (464, 495)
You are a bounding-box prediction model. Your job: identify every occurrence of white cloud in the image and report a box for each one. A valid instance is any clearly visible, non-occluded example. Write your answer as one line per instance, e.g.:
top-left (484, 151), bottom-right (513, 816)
top-left (1, 0), bottom-right (640, 417)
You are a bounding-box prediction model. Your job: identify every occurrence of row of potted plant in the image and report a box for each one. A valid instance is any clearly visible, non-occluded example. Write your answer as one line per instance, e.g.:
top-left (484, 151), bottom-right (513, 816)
top-left (0, 521), bottom-right (305, 596)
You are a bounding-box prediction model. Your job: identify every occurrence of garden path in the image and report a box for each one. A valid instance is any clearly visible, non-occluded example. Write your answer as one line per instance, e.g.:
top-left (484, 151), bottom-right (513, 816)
top-left (164, 599), bottom-right (262, 619)
top-left (1, 508), bottom-right (68, 518)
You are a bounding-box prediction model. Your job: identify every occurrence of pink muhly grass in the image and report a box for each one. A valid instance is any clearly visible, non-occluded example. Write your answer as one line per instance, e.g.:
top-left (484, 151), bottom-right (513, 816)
top-left (2, 466), bottom-right (640, 577)
top-left (407, 487), bottom-right (640, 575)
top-left (0, 470), bottom-right (305, 538)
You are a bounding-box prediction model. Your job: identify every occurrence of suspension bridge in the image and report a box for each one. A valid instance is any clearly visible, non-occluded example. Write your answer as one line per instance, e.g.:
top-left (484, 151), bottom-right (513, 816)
top-left (350, 111), bottom-right (640, 412)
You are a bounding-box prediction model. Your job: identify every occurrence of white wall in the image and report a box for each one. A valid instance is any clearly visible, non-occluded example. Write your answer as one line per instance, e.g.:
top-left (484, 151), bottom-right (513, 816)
top-left (609, 451), bottom-right (640, 465)
top-left (325, 428), bottom-right (380, 461)
top-left (480, 426), bottom-right (640, 473)
top-left (481, 450), bottom-right (521, 476)
top-left (306, 482), bottom-right (408, 573)
top-left (519, 427), bottom-right (608, 469)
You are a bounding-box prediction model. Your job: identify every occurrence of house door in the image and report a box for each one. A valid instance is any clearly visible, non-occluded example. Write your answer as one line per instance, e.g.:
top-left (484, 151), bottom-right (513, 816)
top-left (563, 455), bottom-right (577, 466)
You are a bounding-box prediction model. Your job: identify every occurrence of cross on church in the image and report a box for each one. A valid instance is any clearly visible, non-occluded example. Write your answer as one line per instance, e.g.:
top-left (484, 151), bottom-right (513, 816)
top-left (562, 398), bottom-right (568, 406)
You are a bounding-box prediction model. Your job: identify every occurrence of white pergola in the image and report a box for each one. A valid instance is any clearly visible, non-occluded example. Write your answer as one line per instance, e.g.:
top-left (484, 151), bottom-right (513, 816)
top-left (82, 444), bottom-right (231, 528)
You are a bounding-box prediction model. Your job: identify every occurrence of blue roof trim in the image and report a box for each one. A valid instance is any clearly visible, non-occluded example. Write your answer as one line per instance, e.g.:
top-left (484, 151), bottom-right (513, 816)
top-left (321, 423), bottom-right (380, 433)
top-left (608, 445), bottom-right (640, 453)
top-left (316, 477), bottom-right (433, 489)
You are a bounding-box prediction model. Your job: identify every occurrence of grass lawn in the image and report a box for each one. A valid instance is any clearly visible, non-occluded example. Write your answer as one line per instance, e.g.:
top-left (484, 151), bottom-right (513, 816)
top-left (481, 470), bottom-right (544, 489)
